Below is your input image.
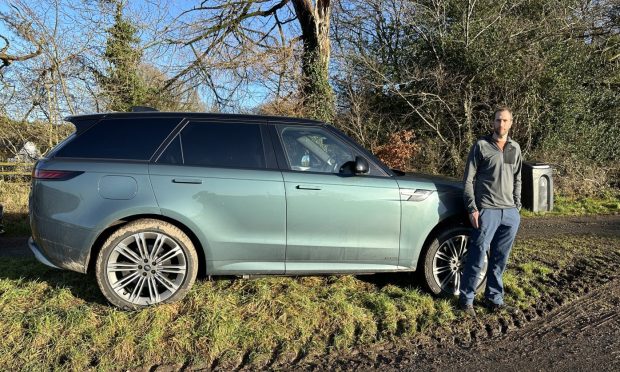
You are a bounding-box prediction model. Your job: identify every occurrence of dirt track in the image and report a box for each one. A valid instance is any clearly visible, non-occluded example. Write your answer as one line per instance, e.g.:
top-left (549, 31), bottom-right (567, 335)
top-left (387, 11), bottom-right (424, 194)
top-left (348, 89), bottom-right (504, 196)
top-left (517, 214), bottom-right (620, 239)
top-left (427, 277), bottom-right (620, 371)
top-left (402, 277), bottom-right (620, 372)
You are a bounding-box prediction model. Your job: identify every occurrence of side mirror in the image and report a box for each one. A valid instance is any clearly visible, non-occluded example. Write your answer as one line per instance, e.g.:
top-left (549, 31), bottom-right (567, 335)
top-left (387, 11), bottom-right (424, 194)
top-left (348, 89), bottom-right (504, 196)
top-left (339, 156), bottom-right (369, 175)
top-left (355, 156), bottom-right (369, 174)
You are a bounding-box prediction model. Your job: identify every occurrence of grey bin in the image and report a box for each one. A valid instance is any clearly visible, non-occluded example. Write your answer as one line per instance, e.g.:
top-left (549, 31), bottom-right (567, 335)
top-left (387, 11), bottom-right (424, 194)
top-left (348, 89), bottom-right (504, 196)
top-left (522, 162), bottom-right (554, 212)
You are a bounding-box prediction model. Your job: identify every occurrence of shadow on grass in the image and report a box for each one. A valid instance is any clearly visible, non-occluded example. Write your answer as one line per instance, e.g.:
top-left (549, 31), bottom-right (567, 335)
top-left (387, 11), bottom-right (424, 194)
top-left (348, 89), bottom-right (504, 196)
top-left (0, 256), bottom-right (109, 306)
top-left (355, 270), bottom-right (428, 291)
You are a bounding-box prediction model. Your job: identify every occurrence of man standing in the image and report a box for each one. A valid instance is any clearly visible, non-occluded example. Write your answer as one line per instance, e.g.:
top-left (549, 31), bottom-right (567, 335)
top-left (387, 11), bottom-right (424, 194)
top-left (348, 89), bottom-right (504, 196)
top-left (459, 106), bottom-right (522, 316)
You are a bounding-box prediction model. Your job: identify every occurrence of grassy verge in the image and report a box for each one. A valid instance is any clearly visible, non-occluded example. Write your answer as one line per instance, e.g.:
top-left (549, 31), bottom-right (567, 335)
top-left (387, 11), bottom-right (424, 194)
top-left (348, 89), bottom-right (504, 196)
top-left (0, 181), bottom-right (30, 236)
top-left (520, 190), bottom-right (620, 217)
top-left (0, 262), bottom-right (455, 370)
top-left (1, 235), bottom-right (618, 370)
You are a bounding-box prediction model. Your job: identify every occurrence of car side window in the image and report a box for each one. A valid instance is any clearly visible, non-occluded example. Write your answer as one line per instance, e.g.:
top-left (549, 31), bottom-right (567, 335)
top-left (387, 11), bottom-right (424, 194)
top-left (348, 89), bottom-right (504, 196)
top-left (179, 122), bottom-right (266, 169)
top-left (278, 126), bottom-right (356, 174)
top-left (157, 135), bottom-right (183, 165)
top-left (55, 117), bottom-right (182, 160)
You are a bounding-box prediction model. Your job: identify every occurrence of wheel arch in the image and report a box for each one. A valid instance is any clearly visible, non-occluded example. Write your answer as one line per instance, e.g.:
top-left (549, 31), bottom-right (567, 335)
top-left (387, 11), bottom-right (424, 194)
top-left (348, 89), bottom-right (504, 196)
top-left (86, 214), bottom-right (207, 278)
top-left (417, 213), bottom-right (470, 271)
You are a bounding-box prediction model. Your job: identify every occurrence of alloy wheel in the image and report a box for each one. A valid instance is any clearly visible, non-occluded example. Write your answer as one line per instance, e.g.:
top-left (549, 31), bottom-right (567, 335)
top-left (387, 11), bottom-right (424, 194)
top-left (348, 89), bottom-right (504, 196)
top-left (432, 234), bottom-right (487, 296)
top-left (106, 232), bottom-right (187, 306)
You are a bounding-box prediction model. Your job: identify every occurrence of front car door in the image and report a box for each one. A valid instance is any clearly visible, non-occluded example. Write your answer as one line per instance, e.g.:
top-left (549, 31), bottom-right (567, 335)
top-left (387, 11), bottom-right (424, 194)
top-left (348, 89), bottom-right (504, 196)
top-left (272, 124), bottom-right (402, 274)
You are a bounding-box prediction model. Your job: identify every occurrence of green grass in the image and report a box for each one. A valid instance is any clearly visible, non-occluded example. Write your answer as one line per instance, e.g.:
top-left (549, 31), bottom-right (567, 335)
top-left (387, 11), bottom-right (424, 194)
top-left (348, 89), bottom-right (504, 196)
top-left (504, 235), bottom-right (620, 309)
top-left (0, 262), bottom-right (452, 370)
top-left (1, 235), bottom-right (618, 370)
top-left (0, 181), bottom-right (30, 236)
top-left (520, 191), bottom-right (620, 217)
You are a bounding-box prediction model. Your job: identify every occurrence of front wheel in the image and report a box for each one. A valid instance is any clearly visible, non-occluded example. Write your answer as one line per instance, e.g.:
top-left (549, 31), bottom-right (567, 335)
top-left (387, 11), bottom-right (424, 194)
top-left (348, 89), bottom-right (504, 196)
top-left (95, 219), bottom-right (198, 309)
top-left (421, 226), bottom-right (487, 297)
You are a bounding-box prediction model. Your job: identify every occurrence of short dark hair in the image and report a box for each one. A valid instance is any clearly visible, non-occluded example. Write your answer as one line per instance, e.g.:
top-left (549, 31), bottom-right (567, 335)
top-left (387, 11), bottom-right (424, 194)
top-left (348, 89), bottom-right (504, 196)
top-left (494, 106), bottom-right (512, 118)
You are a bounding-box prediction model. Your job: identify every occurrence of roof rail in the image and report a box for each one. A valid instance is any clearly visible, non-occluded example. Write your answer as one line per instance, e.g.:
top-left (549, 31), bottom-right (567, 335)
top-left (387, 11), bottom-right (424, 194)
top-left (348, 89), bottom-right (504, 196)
top-left (130, 106), bottom-right (158, 112)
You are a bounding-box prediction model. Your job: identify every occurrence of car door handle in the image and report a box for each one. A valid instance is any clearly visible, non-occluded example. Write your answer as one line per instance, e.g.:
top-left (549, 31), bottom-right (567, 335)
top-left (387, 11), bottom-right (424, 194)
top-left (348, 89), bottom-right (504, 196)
top-left (296, 184), bottom-right (321, 190)
top-left (172, 178), bottom-right (202, 184)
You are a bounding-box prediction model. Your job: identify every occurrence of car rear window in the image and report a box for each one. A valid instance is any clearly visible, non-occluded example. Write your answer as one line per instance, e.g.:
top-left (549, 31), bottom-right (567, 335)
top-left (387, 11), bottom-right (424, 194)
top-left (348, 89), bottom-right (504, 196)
top-left (55, 117), bottom-right (181, 160)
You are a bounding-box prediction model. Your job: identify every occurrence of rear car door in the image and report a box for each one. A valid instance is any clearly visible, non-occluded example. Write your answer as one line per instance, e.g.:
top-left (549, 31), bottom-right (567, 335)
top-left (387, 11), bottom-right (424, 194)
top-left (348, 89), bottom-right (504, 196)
top-left (272, 124), bottom-right (402, 274)
top-left (149, 119), bottom-right (286, 275)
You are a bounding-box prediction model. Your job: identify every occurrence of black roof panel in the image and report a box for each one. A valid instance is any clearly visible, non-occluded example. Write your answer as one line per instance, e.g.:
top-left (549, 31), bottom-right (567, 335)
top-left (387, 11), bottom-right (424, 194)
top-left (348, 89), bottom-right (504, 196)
top-left (64, 112), bottom-right (325, 126)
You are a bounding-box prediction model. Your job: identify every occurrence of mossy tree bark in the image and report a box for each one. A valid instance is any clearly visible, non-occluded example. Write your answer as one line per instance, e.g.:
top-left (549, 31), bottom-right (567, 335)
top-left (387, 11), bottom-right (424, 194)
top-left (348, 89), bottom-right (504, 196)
top-left (292, 0), bottom-right (335, 122)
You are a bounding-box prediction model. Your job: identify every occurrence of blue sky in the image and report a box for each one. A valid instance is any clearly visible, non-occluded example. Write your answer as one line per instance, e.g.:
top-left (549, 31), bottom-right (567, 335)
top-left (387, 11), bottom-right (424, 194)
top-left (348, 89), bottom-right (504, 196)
top-left (0, 0), bottom-right (301, 117)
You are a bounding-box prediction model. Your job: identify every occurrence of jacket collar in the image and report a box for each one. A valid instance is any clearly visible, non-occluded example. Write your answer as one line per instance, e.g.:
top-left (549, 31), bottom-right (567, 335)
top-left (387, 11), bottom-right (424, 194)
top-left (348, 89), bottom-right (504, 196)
top-left (484, 134), bottom-right (513, 144)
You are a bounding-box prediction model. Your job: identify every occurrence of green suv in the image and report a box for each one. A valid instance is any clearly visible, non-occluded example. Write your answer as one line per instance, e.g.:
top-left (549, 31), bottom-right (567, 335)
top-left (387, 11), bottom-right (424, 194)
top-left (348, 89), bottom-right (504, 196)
top-left (28, 112), bottom-right (486, 309)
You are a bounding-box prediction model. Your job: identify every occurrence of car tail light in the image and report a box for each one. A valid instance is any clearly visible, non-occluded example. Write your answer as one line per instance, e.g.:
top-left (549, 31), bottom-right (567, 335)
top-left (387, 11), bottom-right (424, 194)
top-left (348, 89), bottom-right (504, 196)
top-left (32, 169), bottom-right (83, 180)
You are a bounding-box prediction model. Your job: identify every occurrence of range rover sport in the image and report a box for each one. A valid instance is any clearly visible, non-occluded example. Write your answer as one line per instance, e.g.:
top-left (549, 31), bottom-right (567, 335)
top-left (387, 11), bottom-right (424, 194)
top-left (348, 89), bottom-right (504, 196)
top-left (29, 112), bottom-right (487, 309)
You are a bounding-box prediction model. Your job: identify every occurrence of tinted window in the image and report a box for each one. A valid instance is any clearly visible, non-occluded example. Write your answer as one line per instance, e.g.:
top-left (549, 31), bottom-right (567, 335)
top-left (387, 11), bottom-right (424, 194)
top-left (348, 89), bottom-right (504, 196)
top-left (55, 117), bottom-right (181, 160)
top-left (157, 135), bottom-right (183, 165)
top-left (180, 122), bottom-right (265, 169)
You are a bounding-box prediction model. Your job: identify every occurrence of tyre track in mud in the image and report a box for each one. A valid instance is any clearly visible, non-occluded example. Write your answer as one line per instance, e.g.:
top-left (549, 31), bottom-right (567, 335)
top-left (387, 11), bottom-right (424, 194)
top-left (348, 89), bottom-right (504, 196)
top-left (407, 273), bottom-right (620, 372)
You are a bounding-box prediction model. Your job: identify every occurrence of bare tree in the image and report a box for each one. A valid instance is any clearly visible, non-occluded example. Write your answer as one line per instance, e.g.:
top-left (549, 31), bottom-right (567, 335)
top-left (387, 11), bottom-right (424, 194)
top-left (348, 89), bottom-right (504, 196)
top-left (0, 0), bottom-right (107, 158)
top-left (161, 0), bottom-right (335, 120)
top-left (0, 5), bottom-right (42, 70)
top-left (0, 0), bottom-right (108, 123)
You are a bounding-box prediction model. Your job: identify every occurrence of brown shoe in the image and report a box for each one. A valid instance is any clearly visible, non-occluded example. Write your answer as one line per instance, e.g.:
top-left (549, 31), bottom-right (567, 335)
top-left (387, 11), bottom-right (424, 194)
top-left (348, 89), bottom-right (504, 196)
top-left (459, 303), bottom-right (477, 317)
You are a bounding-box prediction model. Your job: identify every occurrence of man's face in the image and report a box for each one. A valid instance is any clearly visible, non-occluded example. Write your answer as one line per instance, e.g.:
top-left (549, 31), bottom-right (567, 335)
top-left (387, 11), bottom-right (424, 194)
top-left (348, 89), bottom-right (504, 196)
top-left (494, 110), bottom-right (513, 137)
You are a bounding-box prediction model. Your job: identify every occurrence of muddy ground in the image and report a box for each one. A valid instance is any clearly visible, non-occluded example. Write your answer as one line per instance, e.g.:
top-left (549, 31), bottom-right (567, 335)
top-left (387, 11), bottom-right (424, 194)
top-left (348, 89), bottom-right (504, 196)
top-left (412, 277), bottom-right (620, 372)
top-left (517, 214), bottom-right (620, 239)
top-left (1, 214), bottom-right (619, 371)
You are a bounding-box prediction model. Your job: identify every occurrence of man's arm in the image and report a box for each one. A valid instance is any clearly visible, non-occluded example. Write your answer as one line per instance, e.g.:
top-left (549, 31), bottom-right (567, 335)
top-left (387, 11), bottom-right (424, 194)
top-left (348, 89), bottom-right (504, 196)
top-left (463, 142), bottom-right (481, 228)
top-left (513, 147), bottom-right (522, 210)
top-left (463, 143), bottom-right (479, 214)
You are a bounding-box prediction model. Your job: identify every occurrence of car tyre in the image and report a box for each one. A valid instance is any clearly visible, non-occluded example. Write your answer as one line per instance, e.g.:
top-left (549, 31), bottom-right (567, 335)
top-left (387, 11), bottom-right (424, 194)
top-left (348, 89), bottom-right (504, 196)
top-left (421, 225), bottom-right (487, 297)
top-left (95, 219), bottom-right (198, 309)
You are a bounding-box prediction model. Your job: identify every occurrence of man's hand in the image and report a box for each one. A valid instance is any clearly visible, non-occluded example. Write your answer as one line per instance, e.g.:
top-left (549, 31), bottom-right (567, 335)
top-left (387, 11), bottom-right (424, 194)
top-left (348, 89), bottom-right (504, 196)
top-left (469, 211), bottom-right (480, 229)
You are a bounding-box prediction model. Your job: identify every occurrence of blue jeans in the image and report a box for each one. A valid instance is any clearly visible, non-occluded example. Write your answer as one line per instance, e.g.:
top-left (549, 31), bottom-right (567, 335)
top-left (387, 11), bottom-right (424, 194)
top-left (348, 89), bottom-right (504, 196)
top-left (459, 208), bottom-right (520, 306)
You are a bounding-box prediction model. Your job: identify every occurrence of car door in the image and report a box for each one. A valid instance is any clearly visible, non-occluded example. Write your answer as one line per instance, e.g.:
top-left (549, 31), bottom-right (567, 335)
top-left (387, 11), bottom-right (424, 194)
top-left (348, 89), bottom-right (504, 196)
top-left (272, 124), bottom-right (402, 274)
top-left (149, 119), bottom-right (286, 275)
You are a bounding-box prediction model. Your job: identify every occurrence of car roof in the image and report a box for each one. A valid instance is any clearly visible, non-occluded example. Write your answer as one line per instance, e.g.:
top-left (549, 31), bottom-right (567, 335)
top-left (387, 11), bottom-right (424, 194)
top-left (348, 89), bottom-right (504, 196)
top-left (64, 112), bottom-right (325, 126)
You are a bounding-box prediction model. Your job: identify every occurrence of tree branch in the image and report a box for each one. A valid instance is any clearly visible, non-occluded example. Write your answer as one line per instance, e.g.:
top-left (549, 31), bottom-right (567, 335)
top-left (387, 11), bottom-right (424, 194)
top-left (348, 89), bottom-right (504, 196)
top-left (0, 14), bottom-right (43, 69)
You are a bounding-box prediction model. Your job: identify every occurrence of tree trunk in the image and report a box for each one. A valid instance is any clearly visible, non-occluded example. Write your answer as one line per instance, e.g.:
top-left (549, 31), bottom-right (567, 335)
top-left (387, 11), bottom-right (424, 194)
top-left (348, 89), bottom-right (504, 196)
top-left (463, 85), bottom-right (474, 147)
top-left (292, 0), bottom-right (334, 122)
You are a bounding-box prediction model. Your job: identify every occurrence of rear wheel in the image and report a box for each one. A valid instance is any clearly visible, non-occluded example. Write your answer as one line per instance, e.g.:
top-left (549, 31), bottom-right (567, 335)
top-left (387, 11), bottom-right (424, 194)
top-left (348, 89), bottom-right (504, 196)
top-left (421, 226), bottom-right (487, 297)
top-left (95, 219), bottom-right (198, 309)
